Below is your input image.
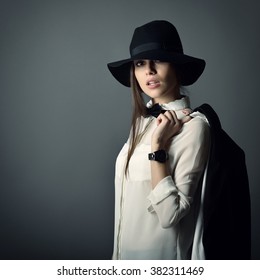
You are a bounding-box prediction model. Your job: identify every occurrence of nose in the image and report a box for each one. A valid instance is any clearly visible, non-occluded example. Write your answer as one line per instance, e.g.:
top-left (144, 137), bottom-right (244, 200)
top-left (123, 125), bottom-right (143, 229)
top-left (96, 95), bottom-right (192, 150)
top-left (145, 60), bottom-right (156, 75)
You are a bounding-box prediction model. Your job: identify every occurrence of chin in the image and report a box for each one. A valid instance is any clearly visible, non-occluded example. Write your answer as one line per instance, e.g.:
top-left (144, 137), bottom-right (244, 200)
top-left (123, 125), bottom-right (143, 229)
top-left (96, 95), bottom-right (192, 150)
top-left (144, 89), bottom-right (163, 99)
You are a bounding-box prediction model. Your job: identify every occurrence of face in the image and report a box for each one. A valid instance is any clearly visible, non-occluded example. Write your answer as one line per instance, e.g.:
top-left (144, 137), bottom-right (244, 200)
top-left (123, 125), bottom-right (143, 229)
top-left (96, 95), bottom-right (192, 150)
top-left (134, 60), bottom-right (180, 104)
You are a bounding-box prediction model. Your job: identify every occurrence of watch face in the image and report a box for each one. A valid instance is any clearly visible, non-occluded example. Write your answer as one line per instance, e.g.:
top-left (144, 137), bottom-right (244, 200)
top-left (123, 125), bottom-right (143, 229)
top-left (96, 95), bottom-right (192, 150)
top-left (157, 150), bottom-right (168, 162)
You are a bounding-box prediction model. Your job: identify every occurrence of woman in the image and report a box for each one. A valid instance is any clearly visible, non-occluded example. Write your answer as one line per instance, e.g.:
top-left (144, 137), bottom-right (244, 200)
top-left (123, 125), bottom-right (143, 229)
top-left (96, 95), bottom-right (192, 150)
top-left (107, 20), bottom-right (210, 260)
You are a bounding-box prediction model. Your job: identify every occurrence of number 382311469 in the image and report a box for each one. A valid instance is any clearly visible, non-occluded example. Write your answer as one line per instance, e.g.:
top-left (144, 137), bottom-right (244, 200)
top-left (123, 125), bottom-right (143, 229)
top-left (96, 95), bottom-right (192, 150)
top-left (150, 266), bottom-right (204, 276)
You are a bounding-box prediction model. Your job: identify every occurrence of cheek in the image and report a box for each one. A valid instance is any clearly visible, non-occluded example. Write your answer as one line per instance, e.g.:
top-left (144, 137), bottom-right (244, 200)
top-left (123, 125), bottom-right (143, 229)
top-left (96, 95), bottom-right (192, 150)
top-left (134, 71), bottom-right (140, 81)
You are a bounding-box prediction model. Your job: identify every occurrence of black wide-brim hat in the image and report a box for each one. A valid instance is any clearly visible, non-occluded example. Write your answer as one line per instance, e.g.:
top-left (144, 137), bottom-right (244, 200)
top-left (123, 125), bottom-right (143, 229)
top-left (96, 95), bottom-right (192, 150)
top-left (107, 20), bottom-right (206, 87)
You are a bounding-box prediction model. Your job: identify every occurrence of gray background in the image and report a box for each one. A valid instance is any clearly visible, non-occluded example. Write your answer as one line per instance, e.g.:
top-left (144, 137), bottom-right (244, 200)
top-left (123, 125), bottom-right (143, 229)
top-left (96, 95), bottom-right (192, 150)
top-left (0, 0), bottom-right (259, 259)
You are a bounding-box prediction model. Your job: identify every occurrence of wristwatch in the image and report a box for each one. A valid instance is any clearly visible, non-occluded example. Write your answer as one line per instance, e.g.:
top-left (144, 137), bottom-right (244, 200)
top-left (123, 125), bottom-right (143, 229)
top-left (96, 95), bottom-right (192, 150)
top-left (148, 149), bottom-right (169, 163)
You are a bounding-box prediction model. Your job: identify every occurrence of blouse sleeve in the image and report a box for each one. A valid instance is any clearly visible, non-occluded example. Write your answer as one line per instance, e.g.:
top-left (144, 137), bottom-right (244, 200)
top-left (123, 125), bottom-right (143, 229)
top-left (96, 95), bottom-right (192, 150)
top-left (147, 117), bottom-right (210, 228)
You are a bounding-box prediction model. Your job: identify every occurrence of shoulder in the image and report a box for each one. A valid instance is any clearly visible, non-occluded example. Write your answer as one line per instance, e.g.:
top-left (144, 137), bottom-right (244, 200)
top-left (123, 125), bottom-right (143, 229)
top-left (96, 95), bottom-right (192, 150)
top-left (185, 114), bottom-right (210, 136)
top-left (177, 115), bottom-right (210, 149)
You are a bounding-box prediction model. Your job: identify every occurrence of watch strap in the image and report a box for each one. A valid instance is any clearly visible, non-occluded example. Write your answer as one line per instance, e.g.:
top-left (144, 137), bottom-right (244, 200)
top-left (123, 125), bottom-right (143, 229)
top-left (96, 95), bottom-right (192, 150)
top-left (148, 149), bottom-right (169, 163)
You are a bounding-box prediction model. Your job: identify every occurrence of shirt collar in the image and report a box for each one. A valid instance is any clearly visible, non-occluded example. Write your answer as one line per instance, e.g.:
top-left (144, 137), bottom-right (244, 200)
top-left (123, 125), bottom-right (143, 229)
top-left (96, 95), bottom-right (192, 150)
top-left (146, 96), bottom-right (190, 111)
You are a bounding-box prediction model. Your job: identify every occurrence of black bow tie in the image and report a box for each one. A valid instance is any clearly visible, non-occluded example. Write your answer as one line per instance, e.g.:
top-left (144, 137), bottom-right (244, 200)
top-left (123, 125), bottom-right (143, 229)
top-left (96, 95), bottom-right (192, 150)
top-left (146, 103), bottom-right (166, 118)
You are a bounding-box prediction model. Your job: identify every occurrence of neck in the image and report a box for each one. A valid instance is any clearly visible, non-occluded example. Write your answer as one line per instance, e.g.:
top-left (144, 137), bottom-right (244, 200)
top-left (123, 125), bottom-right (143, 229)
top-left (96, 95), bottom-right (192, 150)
top-left (153, 88), bottom-right (182, 104)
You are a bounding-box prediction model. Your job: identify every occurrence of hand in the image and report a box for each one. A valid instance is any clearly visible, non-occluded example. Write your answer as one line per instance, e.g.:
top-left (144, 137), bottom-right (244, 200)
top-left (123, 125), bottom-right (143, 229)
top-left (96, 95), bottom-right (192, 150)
top-left (151, 110), bottom-right (191, 151)
top-left (182, 108), bottom-right (193, 116)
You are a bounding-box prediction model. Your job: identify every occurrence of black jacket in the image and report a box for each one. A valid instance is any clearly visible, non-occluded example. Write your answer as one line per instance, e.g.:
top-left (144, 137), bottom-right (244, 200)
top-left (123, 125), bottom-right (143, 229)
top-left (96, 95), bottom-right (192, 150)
top-left (194, 104), bottom-right (251, 260)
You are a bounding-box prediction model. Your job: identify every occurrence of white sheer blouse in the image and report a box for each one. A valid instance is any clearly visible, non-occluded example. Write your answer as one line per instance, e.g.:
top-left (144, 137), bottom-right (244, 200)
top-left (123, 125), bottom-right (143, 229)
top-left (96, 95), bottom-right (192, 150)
top-left (112, 97), bottom-right (210, 259)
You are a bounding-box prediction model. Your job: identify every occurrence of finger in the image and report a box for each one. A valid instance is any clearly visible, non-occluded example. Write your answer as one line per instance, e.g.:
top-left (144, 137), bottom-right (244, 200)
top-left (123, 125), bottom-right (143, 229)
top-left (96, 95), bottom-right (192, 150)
top-left (163, 110), bottom-right (176, 123)
top-left (182, 108), bottom-right (192, 115)
top-left (158, 112), bottom-right (172, 121)
top-left (168, 110), bottom-right (191, 125)
top-left (156, 113), bottom-right (167, 125)
top-left (167, 110), bottom-right (179, 124)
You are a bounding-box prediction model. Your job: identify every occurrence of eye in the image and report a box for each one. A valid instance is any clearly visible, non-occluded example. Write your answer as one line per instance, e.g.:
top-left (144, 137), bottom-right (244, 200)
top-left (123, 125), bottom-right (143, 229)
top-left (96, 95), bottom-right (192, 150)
top-left (134, 60), bottom-right (145, 67)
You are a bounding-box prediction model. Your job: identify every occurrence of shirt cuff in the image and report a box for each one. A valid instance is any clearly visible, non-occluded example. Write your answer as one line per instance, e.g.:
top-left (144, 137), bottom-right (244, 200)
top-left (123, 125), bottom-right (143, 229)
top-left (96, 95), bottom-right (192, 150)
top-left (147, 176), bottom-right (178, 205)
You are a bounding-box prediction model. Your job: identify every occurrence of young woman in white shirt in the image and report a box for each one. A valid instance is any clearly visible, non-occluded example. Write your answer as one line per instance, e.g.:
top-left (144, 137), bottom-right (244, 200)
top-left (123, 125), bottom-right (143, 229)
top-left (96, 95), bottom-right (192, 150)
top-left (108, 20), bottom-right (210, 260)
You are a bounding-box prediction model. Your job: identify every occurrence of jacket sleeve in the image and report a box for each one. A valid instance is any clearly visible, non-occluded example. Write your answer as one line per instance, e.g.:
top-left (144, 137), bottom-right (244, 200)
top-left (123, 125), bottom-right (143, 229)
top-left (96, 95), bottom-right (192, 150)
top-left (147, 117), bottom-right (210, 228)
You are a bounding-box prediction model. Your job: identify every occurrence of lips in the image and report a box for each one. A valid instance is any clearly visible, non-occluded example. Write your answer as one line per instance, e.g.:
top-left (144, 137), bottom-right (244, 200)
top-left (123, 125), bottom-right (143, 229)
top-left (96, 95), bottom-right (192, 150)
top-left (146, 79), bottom-right (159, 85)
top-left (146, 79), bottom-right (160, 89)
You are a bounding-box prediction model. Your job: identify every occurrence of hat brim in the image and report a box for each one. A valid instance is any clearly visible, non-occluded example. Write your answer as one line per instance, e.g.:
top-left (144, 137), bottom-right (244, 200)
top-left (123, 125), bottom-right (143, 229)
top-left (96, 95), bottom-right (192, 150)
top-left (107, 50), bottom-right (205, 87)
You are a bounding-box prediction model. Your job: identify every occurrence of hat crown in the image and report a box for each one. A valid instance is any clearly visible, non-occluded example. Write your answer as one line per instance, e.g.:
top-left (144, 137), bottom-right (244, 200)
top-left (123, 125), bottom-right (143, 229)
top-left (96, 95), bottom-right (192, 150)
top-left (130, 20), bottom-right (183, 56)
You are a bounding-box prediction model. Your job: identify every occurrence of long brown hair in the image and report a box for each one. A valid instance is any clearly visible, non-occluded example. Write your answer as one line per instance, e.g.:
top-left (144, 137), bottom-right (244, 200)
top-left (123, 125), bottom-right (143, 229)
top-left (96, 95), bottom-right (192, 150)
top-left (124, 65), bottom-right (147, 176)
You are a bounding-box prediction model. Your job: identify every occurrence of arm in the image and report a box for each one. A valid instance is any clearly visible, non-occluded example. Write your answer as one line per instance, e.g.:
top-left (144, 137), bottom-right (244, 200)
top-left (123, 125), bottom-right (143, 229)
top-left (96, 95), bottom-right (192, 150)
top-left (150, 110), bottom-right (190, 188)
top-left (148, 113), bottom-right (210, 228)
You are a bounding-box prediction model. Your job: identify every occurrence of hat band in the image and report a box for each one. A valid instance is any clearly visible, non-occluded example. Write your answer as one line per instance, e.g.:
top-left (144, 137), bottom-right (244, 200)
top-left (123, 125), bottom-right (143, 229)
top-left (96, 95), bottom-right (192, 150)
top-left (131, 42), bottom-right (183, 57)
top-left (131, 42), bottom-right (161, 56)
